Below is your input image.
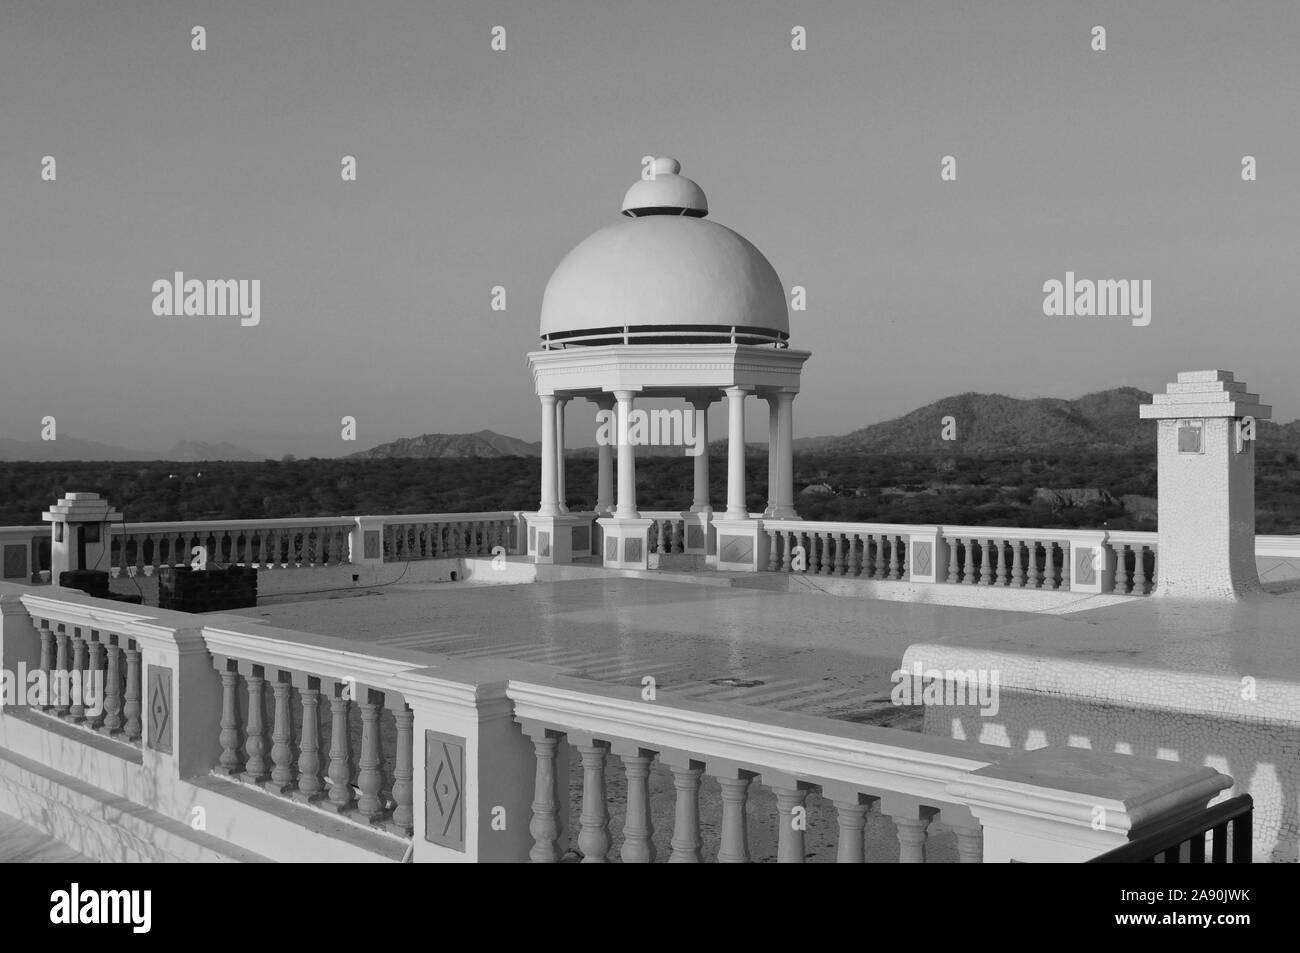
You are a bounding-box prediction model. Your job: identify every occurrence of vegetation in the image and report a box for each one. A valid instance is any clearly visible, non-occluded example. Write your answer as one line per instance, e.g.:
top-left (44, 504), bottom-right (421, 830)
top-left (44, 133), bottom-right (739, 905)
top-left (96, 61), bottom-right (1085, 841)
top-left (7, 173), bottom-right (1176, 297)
top-left (2, 446), bottom-right (1297, 532)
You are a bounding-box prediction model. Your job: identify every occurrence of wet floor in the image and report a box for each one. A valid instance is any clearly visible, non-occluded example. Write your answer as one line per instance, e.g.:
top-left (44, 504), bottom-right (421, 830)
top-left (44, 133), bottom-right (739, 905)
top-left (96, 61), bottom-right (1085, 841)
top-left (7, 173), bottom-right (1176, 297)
top-left (233, 577), bottom-right (1041, 724)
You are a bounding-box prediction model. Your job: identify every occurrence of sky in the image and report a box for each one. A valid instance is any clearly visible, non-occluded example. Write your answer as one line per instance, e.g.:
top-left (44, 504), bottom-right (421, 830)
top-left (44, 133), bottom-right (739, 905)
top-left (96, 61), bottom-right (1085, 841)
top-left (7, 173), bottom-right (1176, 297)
top-left (2, 0), bottom-right (1299, 457)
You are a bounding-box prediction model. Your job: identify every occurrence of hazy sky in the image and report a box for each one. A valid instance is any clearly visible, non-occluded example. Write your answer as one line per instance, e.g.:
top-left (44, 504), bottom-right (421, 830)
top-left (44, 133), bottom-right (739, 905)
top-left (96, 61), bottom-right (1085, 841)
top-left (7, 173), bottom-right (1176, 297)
top-left (3, 1), bottom-right (1299, 457)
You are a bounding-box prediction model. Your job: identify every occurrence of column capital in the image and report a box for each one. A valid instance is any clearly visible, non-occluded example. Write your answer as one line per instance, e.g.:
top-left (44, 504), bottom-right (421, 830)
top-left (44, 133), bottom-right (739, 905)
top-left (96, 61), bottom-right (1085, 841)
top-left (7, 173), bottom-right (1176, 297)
top-left (723, 385), bottom-right (754, 399)
top-left (605, 387), bottom-right (642, 400)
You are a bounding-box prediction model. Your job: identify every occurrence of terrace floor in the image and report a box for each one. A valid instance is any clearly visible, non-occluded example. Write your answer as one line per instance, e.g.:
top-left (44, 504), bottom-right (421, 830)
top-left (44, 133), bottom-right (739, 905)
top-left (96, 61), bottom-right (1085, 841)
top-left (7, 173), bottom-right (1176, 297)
top-left (232, 576), bottom-right (1059, 726)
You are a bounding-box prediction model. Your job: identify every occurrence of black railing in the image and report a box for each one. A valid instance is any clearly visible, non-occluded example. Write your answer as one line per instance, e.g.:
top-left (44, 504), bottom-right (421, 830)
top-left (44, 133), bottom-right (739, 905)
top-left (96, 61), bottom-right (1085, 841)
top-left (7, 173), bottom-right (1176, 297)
top-left (1088, 794), bottom-right (1253, 863)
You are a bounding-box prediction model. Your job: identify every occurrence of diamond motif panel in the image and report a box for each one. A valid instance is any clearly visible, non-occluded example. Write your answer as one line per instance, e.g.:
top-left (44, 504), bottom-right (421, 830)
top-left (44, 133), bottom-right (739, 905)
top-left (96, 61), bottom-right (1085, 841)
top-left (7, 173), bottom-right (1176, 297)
top-left (624, 537), bottom-right (642, 562)
top-left (147, 665), bottom-right (172, 753)
top-left (605, 537), bottom-right (618, 562)
top-left (719, 535), bottom-right (753, 564)
top-left (686, 525), bottom-right (704, 549)
top-left (425, 730), bottom-right (465, 850)
top-left (913, 542), bottom-right (932, 576)
top-left (538, 531), bottom-right (551, 558)
top-left (1075, 547), bottom-right (1096, 585)
top-left (363, 530), bottom-right (381, 560)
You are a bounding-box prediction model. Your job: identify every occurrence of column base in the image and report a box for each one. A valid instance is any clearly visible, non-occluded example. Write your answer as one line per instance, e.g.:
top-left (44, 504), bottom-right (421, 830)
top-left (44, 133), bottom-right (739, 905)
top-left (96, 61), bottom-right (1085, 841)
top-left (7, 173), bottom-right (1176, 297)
top-left (711, 518), bottom-right (766, 572)
top-left (596, 517), bottom-right (654, 570)
top-left (525, 514), bottom-right (595, 564)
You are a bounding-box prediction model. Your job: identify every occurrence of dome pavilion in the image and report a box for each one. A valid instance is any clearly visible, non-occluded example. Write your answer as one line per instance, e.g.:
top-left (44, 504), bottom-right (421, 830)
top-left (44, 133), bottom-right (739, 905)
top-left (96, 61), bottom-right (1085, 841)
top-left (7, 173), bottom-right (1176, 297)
top-left (526, 157), bottom-right (811, 570)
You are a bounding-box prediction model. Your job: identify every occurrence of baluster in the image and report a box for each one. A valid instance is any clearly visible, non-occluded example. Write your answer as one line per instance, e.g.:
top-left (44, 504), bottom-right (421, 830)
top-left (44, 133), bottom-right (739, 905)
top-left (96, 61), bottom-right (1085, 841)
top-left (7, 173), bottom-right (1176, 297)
top-left (977, 540), bottom-right (991, 585)
top-left (953, 825), bottom-right (983, 863)
top-left (1132, 545), bottom-right (1148, 594)
top-left (848, 534), bottom-right (862, 577)
top-left (85, 633), bottom-right (105, 729)
top-left (134, 535), bottom-right (146, 577)
top-left (38, 624), bottom-right (54, 712)
top-left (946, 537), bottom-right (960, 584)
top-left (716, 771), bottom-right (752, 863)
top-left (787, 531), bottom-right (799, 572)
top-left (875, 534), bottom-right (888, 579)
top-left (1115, 544), bottom-right (1130, 593)
top-left (294, 678), bottom-right (324, 800)
top-left (356, 689), bottom-right (385, 821)
top-left (1026, 541), bottom-right (1041, 589)
top-left (241, 666), bottom-right (268, 781)
top-left (766, 529), bottom-right (782, 572)
top-left (893, 535), bottom-right (906, 580)
top-left (123, 642), bottom-right (142, 743)
top-left (67, 628), bottom-right (86, 721)
top-left (428, 523), bottom-right (441, 558)
top-left (994, 539), bottom-right (1007, 586)
top-left (832, 796), bottom-right (869, 863)
top-left (266, 671), bottom-right (295, 794)
top-left (389, 704), bottom-right (414, 835)
top-left (1043, 541), bottom-right (1058, 589)
top-left (834, 533), bottom-right (847, 575)
top-left (962, 538), bottom-right (977, 585)
top-left (656, 519), bottom-right (667, 555)
top-left (576, 739), bottom-right (610, 862)
top-left (528, 731), bottom-right (563, 863)
top-left (216, 661), bottom-right (242, 772)
top-left (1060, 541), bottom-right (1071, 590)
top-left (1011, 540), bottom-right (1025, 587)
top-left (324, 686), bottom-right (353, 812)
top-left (668, 762), bottom-right (703, 863)
top-left (101, 637), bottom-right (123, 734)
top-left (263, 528), bottom-right (277, 569)
top-left (53, 626), bottom-right (70, 716)
top-left (618, 746), bottom-right (656, 863)
top-left (893, 815), bottom-right (929, 863)
top-left (772, 784), bottom-right (808, 863)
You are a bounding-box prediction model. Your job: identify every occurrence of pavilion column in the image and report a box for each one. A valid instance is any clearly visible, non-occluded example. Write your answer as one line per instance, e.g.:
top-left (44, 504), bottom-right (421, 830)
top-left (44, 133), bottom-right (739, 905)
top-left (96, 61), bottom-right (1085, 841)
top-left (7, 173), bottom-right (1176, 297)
top-left (772, 389), bottom-right (798, 519)
top-left (689, 393), bottom-right (713, 513)
top-left (556, 397), bottom-right (569, 514)
top-left (613, 389), bottom-right (639, 519)
top-left (723, 386), bottom-right (751, 520)
top-left (593, 395), bottom-right (615, 515)
top-left (538, 394), bottom-right (560, 516)
top-left (763, 394), bottom-right (778, 516)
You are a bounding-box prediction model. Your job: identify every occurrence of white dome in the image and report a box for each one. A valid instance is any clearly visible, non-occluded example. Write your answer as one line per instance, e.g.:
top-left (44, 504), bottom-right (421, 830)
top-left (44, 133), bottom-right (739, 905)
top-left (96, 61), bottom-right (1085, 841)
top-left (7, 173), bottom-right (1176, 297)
top-left (538, 158), bottom-right (789, 347)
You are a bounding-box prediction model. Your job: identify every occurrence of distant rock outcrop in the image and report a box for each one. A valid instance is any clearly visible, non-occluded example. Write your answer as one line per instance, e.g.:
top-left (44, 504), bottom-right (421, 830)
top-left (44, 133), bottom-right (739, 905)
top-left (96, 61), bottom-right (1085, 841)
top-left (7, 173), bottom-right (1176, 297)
top-left (350, 430), bottom-right (541, 460)
top-left (1033, 487), bottom-right (1118, 509)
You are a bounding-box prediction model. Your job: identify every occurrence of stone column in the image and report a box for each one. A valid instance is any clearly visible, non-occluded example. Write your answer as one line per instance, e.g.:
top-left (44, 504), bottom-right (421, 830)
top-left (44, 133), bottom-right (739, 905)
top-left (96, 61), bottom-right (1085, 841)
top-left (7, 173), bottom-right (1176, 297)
top-left (772, 389), bottom-right (798, 519)
top-left (689, 393), bottom-right (713, 513)
top-left (555, 397), bottom-right (569, 514)
top-left (593, 394), bottom-right (615, 515)
top-left (538, 394), bottom-right (560, 517)
top-left (723, 386), bottom-right (750, 520)
top-left (613, 389), bottom-right (639, 519)
top-left (764, 393), bottom-right (779, 516)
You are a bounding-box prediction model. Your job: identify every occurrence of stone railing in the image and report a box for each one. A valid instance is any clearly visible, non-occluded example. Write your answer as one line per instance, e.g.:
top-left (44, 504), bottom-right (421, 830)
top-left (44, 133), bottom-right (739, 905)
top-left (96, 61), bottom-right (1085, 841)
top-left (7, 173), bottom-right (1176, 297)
top-left (0, 581), bottom-right (1236, 862)
top-left (1105, 530), bottom-right (1158, 595)
top-left (109, 518), bottom-right (356, 577)
top-left (762, 520), bottom-right (931, 581)
top-left (643, 512), bottom-right (686, 555)
top-left (759, 520), bottom-right (1168, 596)
top-left (374, 512), bottom-right (519, 562)
top-left (0, 525), bottom-right (47, 583)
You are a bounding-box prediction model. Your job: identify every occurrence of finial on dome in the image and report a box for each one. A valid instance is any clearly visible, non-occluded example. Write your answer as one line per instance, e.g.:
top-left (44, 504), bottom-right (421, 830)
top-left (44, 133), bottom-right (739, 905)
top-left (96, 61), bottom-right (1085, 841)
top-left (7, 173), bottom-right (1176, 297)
top-left (622, 156), bottom-right (708, 218)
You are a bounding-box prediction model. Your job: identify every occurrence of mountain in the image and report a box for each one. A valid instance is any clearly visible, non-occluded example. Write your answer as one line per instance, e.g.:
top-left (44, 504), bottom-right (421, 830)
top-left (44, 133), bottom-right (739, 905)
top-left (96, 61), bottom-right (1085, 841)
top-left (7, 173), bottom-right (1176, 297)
top-left (165, 441), bottom-right (263, 461)
top-left (795, 386), bottom-right (1300, 455)
top-left (350, 429), bottom-right (541, 460)
top-left (0, 436), bottom-right (154, 461)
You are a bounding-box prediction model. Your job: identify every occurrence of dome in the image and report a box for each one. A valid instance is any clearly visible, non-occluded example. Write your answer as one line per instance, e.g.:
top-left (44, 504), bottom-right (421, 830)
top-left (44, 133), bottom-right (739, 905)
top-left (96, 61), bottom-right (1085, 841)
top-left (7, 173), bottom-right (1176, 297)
top-left (539, 158), bottom-right (789, 348)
